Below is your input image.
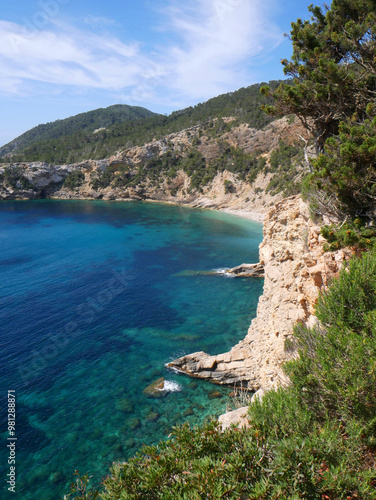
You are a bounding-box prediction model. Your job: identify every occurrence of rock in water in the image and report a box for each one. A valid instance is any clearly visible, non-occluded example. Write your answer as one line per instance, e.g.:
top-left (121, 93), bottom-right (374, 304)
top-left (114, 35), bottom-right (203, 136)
top-left (143, 377), bottom-right (166, 398)
top-left (227, 262), bottom-right (264, 278)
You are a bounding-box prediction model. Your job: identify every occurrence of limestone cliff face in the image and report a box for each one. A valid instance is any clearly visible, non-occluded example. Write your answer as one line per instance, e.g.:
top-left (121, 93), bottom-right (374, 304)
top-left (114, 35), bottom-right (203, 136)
top-left (167, 195), bottom-right (352, 391)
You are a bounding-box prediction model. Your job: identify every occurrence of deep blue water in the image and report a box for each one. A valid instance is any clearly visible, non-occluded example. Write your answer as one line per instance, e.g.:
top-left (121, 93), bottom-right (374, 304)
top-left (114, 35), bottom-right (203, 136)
top-left (0, 200), bottom-right (263, 499)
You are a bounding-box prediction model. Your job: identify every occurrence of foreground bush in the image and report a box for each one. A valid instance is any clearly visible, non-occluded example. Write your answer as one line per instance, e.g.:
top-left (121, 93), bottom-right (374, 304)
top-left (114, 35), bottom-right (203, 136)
top-left (321, 220), bottom-right (376, 251)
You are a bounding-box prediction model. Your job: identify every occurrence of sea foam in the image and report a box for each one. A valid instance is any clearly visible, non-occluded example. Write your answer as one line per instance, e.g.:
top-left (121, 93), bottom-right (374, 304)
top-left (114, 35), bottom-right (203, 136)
top-left (213, 268), bottom-right (234, 278)
top-left (161, 380), bottom-right (182, 392)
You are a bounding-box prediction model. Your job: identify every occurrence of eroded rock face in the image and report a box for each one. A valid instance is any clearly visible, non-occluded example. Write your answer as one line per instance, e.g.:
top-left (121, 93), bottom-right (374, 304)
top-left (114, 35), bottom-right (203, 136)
top-left (167, 195), bottom-right (352, 391)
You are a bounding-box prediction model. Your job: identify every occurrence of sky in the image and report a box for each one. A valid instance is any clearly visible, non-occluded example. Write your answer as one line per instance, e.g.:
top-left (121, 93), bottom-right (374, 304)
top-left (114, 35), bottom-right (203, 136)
top-left (0, 0), bottom-right (324, 146)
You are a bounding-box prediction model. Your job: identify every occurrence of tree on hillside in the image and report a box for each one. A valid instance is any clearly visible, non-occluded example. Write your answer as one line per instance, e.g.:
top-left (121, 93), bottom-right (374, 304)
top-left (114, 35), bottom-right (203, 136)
top-left (262, 0), bottom-right (376, 219)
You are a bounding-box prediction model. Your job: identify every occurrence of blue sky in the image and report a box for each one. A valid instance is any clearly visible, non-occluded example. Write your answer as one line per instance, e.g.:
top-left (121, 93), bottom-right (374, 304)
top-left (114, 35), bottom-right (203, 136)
top-left (0, 0), bottom-right (323, 146)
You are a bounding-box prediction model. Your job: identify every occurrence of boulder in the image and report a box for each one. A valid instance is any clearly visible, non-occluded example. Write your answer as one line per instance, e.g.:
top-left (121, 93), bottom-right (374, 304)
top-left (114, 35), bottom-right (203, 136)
top-left (218, 407), bottom-right (249, 430)
top-left (143, 377), bottom-right (166, 398)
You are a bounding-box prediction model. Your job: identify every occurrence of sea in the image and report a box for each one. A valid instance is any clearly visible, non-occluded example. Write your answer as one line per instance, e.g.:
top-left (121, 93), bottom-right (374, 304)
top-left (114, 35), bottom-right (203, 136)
top-left (0, 199), bottom-right (264, 499)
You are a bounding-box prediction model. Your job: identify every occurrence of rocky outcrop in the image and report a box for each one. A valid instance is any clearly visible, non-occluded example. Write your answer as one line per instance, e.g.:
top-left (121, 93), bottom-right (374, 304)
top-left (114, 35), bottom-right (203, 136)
top-left (0, 161), bottom-right (273, 216)
top-left (227, 263), bottom-right (264, 278)
top-left (176, 263), bottom-right (264, 278)
top-left (218, 406), bottom-right (249, 430)
top-left (143, 378), bottom-right (166, 398)
top-left (167, 195), bottom-right (352, 391)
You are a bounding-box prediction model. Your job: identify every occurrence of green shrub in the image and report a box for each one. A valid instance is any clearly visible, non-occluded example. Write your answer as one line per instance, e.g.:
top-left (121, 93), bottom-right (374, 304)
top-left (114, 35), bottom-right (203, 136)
top-left (90, 169), bottom-right (114, 190)
top-left (63, 171), bottom-right (85, 189)
top-left (265, 140), bottom-right (302, 196)
top-left (223, 180), bottom-right (234, 194)
top-left (0, 167), bottom-right (34, 190)
top-left (321, 221), bottom-right (376, 251)
top-left (285, 250), bottom-right (376, 441)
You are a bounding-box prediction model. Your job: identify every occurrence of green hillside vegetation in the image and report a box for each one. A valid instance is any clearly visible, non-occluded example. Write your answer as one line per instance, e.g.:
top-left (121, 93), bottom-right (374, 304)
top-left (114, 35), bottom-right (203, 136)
top-left (1, 81), bottom-right (283, 165)
top-left (84, 140), bottom-right (301, 197)
top-left (265, 139), bottom-right (303, 197)
top-left (0, 104), bottom-right (158, 158)
top-left (87, 144), bottom-right (269, 194)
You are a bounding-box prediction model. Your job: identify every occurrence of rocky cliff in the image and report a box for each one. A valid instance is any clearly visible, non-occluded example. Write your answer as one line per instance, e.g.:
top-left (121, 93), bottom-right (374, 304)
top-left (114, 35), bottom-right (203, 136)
top-left (167, 195), bottom-right (352, 391)
top-left (0, 116), bottom-right (306, 220)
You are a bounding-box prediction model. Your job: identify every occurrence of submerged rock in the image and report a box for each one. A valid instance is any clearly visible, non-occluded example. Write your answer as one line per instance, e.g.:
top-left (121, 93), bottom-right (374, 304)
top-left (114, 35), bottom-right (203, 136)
top-left (143, 377), bottom-right (166, 398)
top-left (183, 407), bottom-right (194, 417)
top-left (116, 398), bottom-right (134, 414)
top-left (49, 471), bottom-right (65, 484)
top-left (126, 417), bottom-right (141, 431)
top-left (208, 390), bottom-right (223, 399)
top-left (146, 411), bottom-right (160, 422)
top-left (124, 437), bottom-right (136, 449)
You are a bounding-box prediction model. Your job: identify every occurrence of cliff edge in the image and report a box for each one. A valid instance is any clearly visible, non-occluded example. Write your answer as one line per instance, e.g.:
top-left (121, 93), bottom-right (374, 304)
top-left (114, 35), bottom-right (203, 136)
top-left (167, 195), bottom-right (352, 391)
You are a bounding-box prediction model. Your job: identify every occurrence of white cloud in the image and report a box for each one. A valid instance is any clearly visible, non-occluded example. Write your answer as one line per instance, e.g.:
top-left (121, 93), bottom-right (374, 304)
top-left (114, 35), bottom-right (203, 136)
top-left (0, 20), bottom-right (148, 94)
top-left (158, 0), bottom-right (283, 100)
top-left (0, 1), bottom-right (283, 106)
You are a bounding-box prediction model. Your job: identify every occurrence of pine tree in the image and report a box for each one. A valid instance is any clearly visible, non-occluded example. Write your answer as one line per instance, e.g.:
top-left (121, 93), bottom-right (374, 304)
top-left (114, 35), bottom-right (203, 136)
top-left (262, 0), bottom-right (376, 219)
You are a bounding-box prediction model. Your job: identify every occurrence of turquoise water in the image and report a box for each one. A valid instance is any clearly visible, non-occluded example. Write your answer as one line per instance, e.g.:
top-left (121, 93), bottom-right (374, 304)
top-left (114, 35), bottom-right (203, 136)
top-left (0, 200), bottom-right (263, 499)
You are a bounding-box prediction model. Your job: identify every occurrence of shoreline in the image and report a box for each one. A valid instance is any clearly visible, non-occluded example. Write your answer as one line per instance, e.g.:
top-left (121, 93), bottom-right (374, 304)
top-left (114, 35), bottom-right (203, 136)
top-left (218, 207), bottom-right (264, 223)
top-left (35, 194), bottom-right (267, 224)
top-left (118, 197), bottom-right (265, 224)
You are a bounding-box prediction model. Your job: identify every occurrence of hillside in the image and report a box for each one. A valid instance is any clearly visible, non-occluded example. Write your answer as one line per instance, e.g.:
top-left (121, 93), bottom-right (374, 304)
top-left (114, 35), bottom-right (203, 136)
top-left (0, 81), bottom-right (285, 165)
top-left (0, 114), bottom-right (306, 218)
top-left (0, 104), bottom-right (158, 159)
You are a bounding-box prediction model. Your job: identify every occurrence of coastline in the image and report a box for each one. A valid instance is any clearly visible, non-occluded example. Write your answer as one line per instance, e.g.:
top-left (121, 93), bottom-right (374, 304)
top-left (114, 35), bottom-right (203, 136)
top-left (0, 194), bottom-right (266, 224)
top-left (110, 196), bottom-right (266, 224)
top-left (2, 199), bottom-right (260, 499)
top-left (218, 207), bottom-right (264, 223)
top-left (167, 195), bottom-right (348, 391)
top-left (152, 198), bottom-right (265, 224)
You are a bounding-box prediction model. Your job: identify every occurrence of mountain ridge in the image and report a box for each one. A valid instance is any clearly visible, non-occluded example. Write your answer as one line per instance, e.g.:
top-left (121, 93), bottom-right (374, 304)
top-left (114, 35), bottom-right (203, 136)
top-left (0, 104), bottom-right (159, 159)
top-left (0, 80), bottom-right (286, 165)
